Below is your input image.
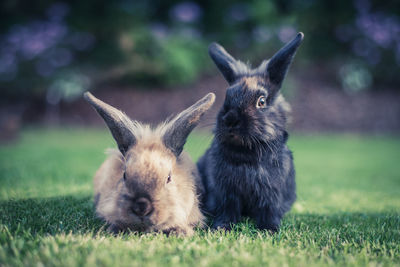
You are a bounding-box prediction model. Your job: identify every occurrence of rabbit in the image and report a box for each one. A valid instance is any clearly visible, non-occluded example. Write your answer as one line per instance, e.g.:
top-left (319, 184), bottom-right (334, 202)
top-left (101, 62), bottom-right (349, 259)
top-left (197, 33), bottom-right (304, 232)
top-left (84, 92), bottom-right (215, 236)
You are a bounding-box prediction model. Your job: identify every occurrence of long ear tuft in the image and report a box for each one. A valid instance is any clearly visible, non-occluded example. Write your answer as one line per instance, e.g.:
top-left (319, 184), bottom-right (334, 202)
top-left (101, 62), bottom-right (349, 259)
top-left (208, 43), bottom-right (238, 84)
top-left (84, 92), bottom-right (136, 155)
top-left (266, 32), bottom-right (304, 87)
top-left (163, 93), bottom-right (216, 157)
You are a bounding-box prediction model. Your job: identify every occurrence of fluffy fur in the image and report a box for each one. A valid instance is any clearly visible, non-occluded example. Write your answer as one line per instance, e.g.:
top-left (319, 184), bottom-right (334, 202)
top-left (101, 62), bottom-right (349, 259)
top-left (85, 92), bottom-right (215, 235)
top-left (198, 33), bottom-right (304, 232)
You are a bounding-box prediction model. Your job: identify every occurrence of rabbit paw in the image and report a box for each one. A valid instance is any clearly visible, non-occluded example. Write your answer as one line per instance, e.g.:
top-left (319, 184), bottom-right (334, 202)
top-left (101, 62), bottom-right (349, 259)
top-left (162, 227), bottom-right (194, 237)
top-left (212, 219), bottom-right (234, 231)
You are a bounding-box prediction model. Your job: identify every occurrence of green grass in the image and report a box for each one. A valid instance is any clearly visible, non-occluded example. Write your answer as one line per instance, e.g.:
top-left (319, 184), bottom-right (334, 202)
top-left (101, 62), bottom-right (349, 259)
top-left (0, 128), bottom-right (399, 266)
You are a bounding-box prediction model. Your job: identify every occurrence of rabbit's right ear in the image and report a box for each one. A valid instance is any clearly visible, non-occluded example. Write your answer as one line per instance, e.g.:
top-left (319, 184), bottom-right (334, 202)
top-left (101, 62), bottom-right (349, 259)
top-left (264, 32), bottom-right (304, 89)
top-left (163, 93), bottom-right (216, 157)
top-left (84, 92), bottom-right (136, 155)
top-left (208, 43), bottom-right (238, 84)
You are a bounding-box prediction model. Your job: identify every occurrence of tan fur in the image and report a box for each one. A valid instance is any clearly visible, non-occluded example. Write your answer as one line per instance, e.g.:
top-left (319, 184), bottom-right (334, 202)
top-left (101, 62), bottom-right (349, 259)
top-left (94, 124), bottom-right (205, 236)
top-left (241, 76), bottom-right (261, 90)
top-left (88, 93), bottom-right (215, 236)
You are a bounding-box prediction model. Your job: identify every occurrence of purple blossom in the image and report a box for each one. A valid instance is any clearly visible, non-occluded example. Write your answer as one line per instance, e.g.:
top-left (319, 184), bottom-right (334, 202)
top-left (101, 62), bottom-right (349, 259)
top-left (170, 2), bottom-right (202, 23)
top-left (6, 21), bottom-right (67, 60)
top-left (356, 14), bottom-right (393, 48)
top-left (0, 1), bottom-right (96, 83)
top-left (336, 0), bottom-right (400, 68)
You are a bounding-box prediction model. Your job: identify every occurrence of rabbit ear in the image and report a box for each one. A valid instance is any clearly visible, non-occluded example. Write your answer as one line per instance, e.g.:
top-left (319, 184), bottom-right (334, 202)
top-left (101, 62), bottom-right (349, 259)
top-left (84, 92), bottom-right (136, 155)
top-left (208, 43), bottom-right (238, 84)
top-left (264, 32), bottom-right (304, 89)
top-left (163, 93), bottom-right (216, 157)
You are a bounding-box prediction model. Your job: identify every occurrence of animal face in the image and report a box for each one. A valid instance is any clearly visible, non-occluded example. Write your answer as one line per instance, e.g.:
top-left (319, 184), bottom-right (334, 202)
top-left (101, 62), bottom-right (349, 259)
top-left (116, 145), bottom-right (178, 231)
top-left (216, 76), bottom-right (272, 148)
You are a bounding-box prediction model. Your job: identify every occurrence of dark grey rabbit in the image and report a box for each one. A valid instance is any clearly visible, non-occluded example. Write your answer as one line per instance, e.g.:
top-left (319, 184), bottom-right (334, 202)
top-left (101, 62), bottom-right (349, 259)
top-left (198, 33), bottom-right (304, 232)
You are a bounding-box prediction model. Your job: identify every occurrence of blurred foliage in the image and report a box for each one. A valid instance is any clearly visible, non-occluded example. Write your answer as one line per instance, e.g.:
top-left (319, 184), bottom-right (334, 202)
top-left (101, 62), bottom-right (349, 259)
top-left (0, 0), bottom-right (399, 104)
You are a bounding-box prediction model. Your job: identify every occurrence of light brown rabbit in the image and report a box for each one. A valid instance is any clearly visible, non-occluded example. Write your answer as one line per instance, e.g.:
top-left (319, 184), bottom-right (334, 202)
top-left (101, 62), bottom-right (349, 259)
top-left (84, 92), bottom-right (215, 236)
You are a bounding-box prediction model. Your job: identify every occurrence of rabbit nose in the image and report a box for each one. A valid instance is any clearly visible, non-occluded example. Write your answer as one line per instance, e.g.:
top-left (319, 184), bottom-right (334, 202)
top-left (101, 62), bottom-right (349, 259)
top-left (223, 111), bottom-right (240, 128)
top-left (132, 197), bottom-right (153, 217)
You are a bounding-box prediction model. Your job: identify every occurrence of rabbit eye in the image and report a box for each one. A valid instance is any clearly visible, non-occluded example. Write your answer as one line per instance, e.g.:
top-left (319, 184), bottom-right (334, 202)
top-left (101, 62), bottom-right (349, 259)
top-left (123, 172), bottom-right (127, 181)
top-left (166, 174), bottom-right (172, 184)
top-left (256, 96), bottom-right (267, 109)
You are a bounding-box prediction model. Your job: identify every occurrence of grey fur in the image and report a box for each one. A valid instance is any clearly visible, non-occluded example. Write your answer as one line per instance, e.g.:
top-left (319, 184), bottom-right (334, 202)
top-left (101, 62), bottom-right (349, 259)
top-left (199, 33), bottom-right (304, 232)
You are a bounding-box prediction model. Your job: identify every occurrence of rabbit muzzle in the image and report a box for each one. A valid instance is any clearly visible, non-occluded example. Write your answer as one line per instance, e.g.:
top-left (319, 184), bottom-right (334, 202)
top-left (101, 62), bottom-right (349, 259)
top-left (222, 110), bottom-right (241, 129)
top-left (131, 197), bottom-right (153, 217)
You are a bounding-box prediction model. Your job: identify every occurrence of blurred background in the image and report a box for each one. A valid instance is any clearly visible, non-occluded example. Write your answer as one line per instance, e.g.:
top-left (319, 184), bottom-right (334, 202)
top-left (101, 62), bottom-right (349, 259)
top-left (1, 0), bottom-right (400, 141)
top-left (1, 2), bottom-right (400, 263)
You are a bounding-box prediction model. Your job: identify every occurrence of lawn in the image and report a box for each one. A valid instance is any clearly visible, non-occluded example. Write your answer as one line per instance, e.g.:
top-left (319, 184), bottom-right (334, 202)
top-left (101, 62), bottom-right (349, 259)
top-left (0, 128), bottom-right (399, 266)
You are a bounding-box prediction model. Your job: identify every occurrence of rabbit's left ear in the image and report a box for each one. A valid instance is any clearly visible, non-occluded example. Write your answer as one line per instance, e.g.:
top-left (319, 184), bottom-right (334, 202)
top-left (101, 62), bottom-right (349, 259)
top-left (263, 32), bottom-right (304, 90)
top-left (163, 93), bottom-right (215, 157)
top-left (208, 43), bottom-right (238, 84)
